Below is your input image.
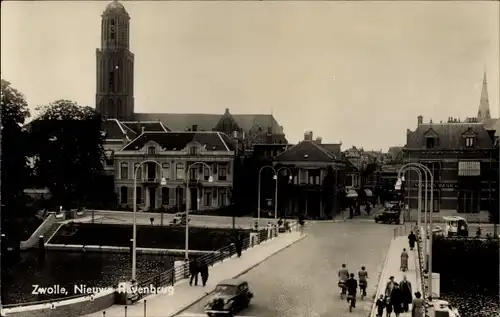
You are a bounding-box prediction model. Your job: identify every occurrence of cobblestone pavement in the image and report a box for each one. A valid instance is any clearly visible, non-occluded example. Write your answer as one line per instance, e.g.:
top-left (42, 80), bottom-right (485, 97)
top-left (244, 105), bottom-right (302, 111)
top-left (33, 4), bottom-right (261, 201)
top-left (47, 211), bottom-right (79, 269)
top-left (176, 220), bottom-right (395, 317)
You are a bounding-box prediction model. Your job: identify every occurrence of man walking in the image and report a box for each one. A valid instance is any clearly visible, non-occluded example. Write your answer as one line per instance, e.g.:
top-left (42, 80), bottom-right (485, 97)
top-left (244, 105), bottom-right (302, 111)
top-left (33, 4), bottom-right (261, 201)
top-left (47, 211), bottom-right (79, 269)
top-left (188, 258), bottom-right (199, 286)
top-left (199, 259), bottom-right (209, 287)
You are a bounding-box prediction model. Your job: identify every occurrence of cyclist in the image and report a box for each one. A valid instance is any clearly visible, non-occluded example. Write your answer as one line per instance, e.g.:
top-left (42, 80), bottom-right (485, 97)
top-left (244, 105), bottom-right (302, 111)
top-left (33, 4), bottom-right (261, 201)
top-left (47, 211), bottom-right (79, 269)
top-left (338, 264), bottom-right (349, 298)
top-left (345, 273), bottom-right (358, 311)
top-left (358, 266), bottom-right (368, 298)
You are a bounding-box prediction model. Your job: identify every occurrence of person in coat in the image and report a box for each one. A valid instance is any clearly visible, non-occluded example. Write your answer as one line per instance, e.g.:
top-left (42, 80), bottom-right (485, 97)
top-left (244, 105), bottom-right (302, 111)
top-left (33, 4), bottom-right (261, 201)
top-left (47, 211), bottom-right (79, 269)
top-left (385, 276), bottom-right (395, 297)
top-left (188, 258), bottom-right (199, 286)
top-left (390, 282), bottom-right (404, 316)
top-left (400, 248), bottom-right (409, 271)
top-left (399, 275), bottom-right (413, 312)
top-left (199, 259), bottom-right (209, 287)
top-left (235, 234), bottom-right (242, 257)
top-left (411, 291), bottom-right (424, 317)
top-left (408, 231), bottom-right (417, 250)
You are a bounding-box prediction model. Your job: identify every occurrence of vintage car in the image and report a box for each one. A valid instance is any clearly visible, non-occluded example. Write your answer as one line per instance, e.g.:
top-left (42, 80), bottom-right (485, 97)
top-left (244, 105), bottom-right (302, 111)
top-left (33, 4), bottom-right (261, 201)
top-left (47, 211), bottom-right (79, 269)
top-left (374, 210), bottom-right (401, 224)
top-left (170, 212), bottom-right (190, 226)
top-left (204, 278), bottom-right (253, 316)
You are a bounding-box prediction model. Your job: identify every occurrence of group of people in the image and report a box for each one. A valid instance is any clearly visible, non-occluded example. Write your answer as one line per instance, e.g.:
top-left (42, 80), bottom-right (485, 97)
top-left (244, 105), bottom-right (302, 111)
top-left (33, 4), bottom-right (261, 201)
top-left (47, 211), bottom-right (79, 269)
top-left (376, 275), bottom-right (421, 316)
top-left (337, 264), bottom-right (369, 309)
top-left (188, 258), bottom-right (209, 287)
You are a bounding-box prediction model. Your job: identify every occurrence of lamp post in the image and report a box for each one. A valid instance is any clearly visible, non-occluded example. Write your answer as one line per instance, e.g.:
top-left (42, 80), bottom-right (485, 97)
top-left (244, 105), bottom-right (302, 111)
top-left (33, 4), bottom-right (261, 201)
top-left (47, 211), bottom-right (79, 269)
top-left (273, 167), bottom-right (293, 219)
top-left (185, 162), bottom-right (213, 260)
top-left (257, 166), bottom-right (292, 226)
top-left (398, 163), bottom-right (433, 299)
top-left (132, 160), bottom-right (167, 281)
top-left (396, 168), bottom-right (423, 230)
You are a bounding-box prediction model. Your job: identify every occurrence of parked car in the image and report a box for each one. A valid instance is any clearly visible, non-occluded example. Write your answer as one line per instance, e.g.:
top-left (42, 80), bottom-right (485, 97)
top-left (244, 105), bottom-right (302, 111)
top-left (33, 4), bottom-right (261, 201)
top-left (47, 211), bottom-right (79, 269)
top-left (204, 278), bottom-right (253, 316)
top-left (375, 210), bottom-right (401, 224)
top-left (169, 212), bottom-right (190, 226)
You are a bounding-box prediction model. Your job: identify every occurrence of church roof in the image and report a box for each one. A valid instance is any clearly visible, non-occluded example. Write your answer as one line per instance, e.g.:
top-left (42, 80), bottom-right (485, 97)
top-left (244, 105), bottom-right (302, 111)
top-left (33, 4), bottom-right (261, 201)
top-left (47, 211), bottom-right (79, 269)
top-left (103, 0), bottom-right (128, 16)
top-left (405, 122), bottom-right (495, 149)
top-left (274, 140), bottom-right (337, 162)
top-left (121, 131), bottom-right (235, 152)
top-left (133, 112), bottom-right (284, 134)
top-left (120, 121), bottom-right (170, 133)
top-left (477, 71), bottom-right (491, 122)
top-left (101, 119), bottom-right (136, 140)
top-left (319, 143), bottom-right (342, 158)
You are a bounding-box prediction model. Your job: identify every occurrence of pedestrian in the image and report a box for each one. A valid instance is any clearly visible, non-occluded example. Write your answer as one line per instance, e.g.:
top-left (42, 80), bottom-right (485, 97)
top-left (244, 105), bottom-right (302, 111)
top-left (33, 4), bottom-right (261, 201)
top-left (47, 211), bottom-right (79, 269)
top-left (400, 248), bottom-right (409, 272)
top-left (199, 259), bottom-right (209, 287)
top-left (411, 291), bottom-right (424, 317)
top-left (345, 273), bottom-right (358, 309)
top-left (408, 231), bottom-right (417, 250)
top-left (476, 226), bottom-right (482, 237)
top-left (188, 258), bottom-right (199, 286)
top-left (385, 276), bottom-right (395, 297)
top-left (375, 294), bottom-right (385, 317)
top-left (385, 295), bottom-right (393, 317)
top-left (390, 283), bottom-right (404, 317)
top-left (235, 234), bottom-right (242, 257)
top-left (399, 275), bottom-right (413, 312)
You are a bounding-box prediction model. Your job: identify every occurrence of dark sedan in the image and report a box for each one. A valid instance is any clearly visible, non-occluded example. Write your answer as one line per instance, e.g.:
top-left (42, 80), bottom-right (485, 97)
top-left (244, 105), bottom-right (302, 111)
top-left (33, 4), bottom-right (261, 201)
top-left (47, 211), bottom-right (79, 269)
top-left (204, 278), bottom-right (253, 316)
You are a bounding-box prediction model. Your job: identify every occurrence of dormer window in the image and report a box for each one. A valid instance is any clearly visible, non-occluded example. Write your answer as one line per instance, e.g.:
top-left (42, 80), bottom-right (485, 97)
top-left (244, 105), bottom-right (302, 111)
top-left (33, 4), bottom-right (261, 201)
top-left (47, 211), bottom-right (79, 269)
top-left (465, 137), bottom-right (475, 147)
top-left (147, 146), bottom-right (156, 154)
top-left (189, 147), bottom-right (199, 155)
top-left (426, 138), bottom-right (435, 149)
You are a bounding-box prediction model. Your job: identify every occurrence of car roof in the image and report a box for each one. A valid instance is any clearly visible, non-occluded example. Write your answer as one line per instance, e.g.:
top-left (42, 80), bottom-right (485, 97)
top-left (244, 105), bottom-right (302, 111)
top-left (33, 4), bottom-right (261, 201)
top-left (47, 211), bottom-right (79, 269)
top-left (442, 216), bottom-right (466, 222)
top-left (217, 278), bottom-right (247, 286)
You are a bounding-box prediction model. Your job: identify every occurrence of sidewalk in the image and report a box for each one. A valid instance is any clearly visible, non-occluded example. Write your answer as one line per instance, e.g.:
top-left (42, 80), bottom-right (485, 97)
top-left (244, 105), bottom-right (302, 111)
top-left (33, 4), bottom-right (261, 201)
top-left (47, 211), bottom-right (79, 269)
top-left (84, 230), bottom-right (306, 317)
top-left (370, 235), bottom-right (421, 317)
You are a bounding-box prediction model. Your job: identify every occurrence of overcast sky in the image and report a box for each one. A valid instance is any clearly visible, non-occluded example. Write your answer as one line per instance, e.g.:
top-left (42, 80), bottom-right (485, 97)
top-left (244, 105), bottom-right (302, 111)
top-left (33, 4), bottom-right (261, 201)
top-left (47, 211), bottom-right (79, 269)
top-left (2, 1), bottom-right (499, 150)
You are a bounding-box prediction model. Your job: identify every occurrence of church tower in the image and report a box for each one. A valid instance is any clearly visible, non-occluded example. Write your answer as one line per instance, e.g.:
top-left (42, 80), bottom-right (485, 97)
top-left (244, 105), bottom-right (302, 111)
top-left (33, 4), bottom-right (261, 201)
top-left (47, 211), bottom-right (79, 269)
top-left (477, 71), bottom-right (491, 122)
top-left (96, 0), bottom-right (134, 120)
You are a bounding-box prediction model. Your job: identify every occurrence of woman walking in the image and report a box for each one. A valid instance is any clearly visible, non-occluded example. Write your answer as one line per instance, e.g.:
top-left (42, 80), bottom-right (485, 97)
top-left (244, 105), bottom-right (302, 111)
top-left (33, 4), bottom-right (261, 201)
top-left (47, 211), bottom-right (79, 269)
top-left (411, 291), bottom-right (424, 317)
top-left (408, 231), bottom-right (417, 250)
top-left (400, 248), bottom-right (409, 272)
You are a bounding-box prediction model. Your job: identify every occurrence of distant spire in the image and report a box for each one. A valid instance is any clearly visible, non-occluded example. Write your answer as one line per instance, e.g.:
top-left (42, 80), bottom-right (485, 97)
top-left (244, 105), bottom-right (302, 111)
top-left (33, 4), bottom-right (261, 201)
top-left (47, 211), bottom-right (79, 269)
top-left (477, 70), bottom-right (491, 122)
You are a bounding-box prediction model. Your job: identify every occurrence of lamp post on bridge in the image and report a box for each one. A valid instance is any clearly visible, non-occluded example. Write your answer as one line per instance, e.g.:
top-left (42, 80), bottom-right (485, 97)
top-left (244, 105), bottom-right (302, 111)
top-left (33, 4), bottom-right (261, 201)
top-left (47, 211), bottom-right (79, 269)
top-left (257, 166), bottom-right (292, 227)
top-left (185, 162), bottom-right (213, 260)
top-left (132, 160), bottom-right (167, 281)
top-left (397, 162), bottom-right (434, 299)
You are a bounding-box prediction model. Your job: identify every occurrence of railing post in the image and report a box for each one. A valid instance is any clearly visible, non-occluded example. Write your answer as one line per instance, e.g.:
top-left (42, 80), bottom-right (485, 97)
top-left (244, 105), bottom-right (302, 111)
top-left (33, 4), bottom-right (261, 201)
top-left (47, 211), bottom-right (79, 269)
top-left (143, 300), bottom-right (147, 317)
top-left (103, 312), bottom-right (106, 317)
top-left (124, 306), bottom-right (128, 317)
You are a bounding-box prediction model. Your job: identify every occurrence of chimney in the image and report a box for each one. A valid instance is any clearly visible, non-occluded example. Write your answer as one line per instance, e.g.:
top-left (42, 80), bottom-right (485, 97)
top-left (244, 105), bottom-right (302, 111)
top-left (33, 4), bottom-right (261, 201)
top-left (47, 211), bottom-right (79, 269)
top-left (417, 115), bottom-right (423, 125)
top-left (315, 137), bottom-right (322, 144)
top-left (304, 130), bottom-right (313, 141)
top-left (192, 124), bottom-right (197, 131)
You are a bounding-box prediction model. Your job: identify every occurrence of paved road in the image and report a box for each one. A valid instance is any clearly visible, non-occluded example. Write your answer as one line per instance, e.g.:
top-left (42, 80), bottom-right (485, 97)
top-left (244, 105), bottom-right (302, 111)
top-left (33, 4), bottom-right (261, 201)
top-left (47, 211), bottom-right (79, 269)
top-left (175, 220), bottom-right (394, 317)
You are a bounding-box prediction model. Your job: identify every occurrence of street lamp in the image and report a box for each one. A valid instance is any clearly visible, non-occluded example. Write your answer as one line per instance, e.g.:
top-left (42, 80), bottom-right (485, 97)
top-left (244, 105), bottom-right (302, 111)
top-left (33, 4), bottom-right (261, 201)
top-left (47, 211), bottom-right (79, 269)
top-left (185, 162), bottom-right (213, 260)
top-left (257, 166), bottom-right (292, 226)
top-left (397, 163), bottom-right (434, 299)
top-left (395, 168), bottom-right (424, 230)
top-left (132, 160), bottom-right (167, 281)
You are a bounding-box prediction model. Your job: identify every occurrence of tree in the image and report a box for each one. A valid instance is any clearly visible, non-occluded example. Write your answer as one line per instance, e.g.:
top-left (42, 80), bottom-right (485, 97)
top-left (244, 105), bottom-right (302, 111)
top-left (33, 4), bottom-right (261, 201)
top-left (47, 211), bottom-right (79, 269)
top-left (1, 79), bottom-right (31, 218)
top-left (30, 100), bottom-right (105, 208)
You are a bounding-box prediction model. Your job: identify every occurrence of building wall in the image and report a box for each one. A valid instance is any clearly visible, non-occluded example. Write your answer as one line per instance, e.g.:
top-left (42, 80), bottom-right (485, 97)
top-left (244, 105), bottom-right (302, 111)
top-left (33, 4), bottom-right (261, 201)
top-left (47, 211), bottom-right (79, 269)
top-left (112, 152), bottom-right (234, 210)
top-left (403, 149), bottom-right (497, 222)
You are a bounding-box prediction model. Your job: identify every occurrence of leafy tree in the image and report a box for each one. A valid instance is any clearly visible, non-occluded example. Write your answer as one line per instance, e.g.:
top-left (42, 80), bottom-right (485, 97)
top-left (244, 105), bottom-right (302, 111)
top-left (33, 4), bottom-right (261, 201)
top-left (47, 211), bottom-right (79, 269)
top-left (30, 100), bottom-right (106, 208)
top-left (0, 80), bottom-right (31, 219)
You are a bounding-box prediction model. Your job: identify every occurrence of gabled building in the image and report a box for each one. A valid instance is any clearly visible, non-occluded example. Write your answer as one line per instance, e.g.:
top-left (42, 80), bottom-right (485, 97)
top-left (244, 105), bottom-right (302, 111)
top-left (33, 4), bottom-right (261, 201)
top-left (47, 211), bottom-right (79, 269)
top-left (271, 131), bottom-right (348, 218)
top-left (113, 131), bottom-right (236, 211)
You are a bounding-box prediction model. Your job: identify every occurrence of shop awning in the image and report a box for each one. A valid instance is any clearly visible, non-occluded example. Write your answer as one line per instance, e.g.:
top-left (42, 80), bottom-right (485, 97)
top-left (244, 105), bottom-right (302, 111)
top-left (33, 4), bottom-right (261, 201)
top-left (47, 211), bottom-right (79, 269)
top-left (364, 189), bottom-right (373, 197)
top-left (346, 189), bottom-right (358, 198)
top-left (458, 161), bottom-right (480, 176)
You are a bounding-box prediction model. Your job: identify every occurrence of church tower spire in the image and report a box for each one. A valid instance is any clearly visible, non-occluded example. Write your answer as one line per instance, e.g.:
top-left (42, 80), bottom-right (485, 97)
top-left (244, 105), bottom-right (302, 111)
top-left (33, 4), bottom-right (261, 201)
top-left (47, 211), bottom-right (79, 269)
top-left (477, 70), bottom-right (491, 122)
top-left (96, 0), bottom-right (135, 120)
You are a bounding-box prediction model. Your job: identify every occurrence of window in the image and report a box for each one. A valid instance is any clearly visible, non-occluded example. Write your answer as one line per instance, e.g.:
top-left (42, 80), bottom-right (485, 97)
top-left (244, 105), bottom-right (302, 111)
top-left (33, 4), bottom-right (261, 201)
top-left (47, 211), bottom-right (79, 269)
top-left (147, 146), bottom-right (156, 154)
top-left (105, 150), bottom-right (114, 166)
top-left (421, 162), bottom-right (441, 181)
top-left (120, 186), bottom-right (128, 204)
top-left (204, 191), bottom-right (212, 206)
top-left (120, 162), bottom-right (129, 179)
top-left (457, 190), bottom-right (479, 213)
top-left (134, 163), bottom-right (142, 179)
top-left (218, 164), bottom-right (227, 181)
top-left (204, 167), bottom-right (211, 181)
top-left (189, 166), bottom-right (198, 180)
top-left (175, 163), bottom-right (185, 180)
top-left (218, 188), bottom-right (227, 206)
top-left (465, 137), bottom-right (475, 147)
top-left (108, 72), bottom-right (114, 91)
top-left (136, 187), bottom-right (142, 204)
top-left (161, 187), bottom-right (169, 205)
top-left (299, 169), bottom-right (307, 184)
top-left (189, 147), bottom-right (199, 155)
top-left (110, 19), bottom-right (116, 39)
top-left (426, 137), bottom-right (435, 149)
top-left (162, 163), bottom-right (170, 179)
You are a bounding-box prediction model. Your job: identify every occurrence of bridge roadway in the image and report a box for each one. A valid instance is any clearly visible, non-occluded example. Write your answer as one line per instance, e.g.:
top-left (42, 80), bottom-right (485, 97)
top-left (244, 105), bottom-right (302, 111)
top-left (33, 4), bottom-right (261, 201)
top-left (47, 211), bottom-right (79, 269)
top-left (176, 220), bottom-right (394, 317)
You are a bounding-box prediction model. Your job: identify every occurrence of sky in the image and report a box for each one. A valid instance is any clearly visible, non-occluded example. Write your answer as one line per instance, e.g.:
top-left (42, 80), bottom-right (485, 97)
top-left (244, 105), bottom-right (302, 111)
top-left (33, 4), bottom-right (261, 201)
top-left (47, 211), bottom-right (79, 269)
top-left (1, 1), bottom-right (499, 150)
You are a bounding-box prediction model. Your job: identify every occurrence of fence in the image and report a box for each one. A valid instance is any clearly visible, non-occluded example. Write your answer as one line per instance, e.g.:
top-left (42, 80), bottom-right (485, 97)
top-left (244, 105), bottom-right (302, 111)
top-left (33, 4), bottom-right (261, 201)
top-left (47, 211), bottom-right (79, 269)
top-left (416, 228), bottom-right (430, 317)
top-left (2, 227), bottom-right (278, 313)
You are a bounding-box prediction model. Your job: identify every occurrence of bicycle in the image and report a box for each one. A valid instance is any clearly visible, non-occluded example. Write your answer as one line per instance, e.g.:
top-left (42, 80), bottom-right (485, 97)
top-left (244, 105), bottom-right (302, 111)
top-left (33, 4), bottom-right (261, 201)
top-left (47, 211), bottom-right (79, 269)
top-left (359, 280), bottom-right (367, 300)
top-left (346, 294), bottom-right (356, 312)
top-left (338, 281), bottom-right (346, 299)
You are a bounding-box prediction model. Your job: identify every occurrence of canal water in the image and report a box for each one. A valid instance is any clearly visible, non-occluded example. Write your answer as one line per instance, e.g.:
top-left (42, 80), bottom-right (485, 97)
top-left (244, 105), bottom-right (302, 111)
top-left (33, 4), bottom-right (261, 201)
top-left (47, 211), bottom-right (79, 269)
top-left (1, 250), bottom-right (177, 305)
